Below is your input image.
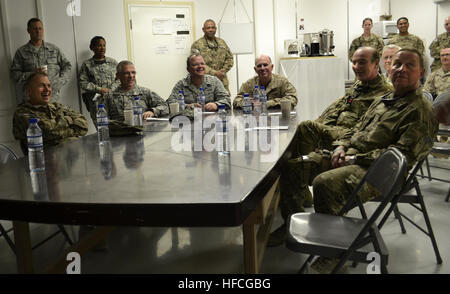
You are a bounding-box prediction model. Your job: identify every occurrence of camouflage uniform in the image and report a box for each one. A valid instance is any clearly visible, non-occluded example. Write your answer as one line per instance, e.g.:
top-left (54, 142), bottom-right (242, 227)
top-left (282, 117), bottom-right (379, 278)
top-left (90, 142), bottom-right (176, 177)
top-left (191, 37), bottom-right (234, 93)
top-left (313, 87), bottom-right (438, 215)
top-left (167, 74), bottom-right (231, 109)
top-left (79, 57), bottom-right (119, 123)
top-left (233, 74), bottom-right (298, 109)
top-left (13, 102), bottom-right (88, 149)
top-left (429, 32), bottom-right (450, 72)
top-left (348, 33), bottom-right (384, 60)
top-left (279, 74), bottom-right (392, 219)
top-left (11, 42), bottom-right (72, 103)
top-left (387, 34), bottom-right (425, 55)
top-left (424, 68), bottom-right (450, 97)
top-left (104, 84), bottom-right (169, 122)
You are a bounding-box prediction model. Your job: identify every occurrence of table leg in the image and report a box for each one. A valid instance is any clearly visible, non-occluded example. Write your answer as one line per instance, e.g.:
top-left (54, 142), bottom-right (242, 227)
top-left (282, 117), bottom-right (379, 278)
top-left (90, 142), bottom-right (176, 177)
top-left (13, 221), bottom-right (34, 274)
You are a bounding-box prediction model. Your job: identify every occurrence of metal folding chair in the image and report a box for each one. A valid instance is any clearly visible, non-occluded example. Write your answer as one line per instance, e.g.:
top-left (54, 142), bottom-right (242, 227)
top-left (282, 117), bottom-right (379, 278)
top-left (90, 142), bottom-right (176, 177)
top-left (286, 148), bottom-right (407, 274)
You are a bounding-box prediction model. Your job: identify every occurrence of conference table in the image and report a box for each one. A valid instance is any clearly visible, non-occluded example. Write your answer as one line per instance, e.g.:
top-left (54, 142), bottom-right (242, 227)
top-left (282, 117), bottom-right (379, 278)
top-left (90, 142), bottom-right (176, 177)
top-left (0, 110), bottom-right (300, 274)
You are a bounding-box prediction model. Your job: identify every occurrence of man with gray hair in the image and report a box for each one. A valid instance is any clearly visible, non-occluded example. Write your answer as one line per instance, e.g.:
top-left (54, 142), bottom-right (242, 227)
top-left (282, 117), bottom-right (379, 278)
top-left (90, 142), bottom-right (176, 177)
top-left (104, 60), bottom-right (168, 122)
top-left (167, 54), bottom-right (231, 111)
top-left (381, 44), bottom-right (401, 79)
top-left (233, 54), bottom-right (297, 109)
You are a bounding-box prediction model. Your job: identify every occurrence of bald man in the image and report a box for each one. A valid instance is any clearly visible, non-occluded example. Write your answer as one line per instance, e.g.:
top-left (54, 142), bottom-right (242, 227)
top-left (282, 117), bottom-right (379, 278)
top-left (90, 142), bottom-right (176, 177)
top-left (233, 54), bottom-right (297, 109)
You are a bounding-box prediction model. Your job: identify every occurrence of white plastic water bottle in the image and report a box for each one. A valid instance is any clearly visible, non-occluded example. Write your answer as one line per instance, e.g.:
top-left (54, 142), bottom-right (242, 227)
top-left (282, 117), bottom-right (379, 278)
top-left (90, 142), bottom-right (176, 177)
top-left (197, 87), bottom-right (206, 111)
top-left (260, 86), bottom-right (268, 116)
top-left (96, 104), bottom-right (110, 143)
top-left (177, 90), bottom-right (186, 111)
top-left (242, 93), bottom-right (252, 115)
top-left (133, 96), bottom-right (143, 126)
top-left (27, 118), bottom-right (45, 171)
top-left (253, 85), bottom-right (261, 116)
top-left (216, 104), bottom-right (230, 155)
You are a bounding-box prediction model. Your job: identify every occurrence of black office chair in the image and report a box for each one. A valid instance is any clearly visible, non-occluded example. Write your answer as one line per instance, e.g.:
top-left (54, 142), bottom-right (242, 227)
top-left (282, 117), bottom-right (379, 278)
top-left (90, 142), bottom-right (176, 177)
top-left (376, 157), bottom-right (443, 265)
top-left (286, 148), bottom-right (407, 274)
top-left (0, 143), bottom-right (73, 255)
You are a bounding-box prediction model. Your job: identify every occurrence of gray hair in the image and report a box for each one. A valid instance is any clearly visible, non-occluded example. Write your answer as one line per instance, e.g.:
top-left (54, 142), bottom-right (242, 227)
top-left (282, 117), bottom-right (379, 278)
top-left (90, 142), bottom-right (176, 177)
top-left (254, 54), bottom-right (272, 65)
top-left (116, 60), bottom-right (134, 73)
top-left (382, 44), bottom-right (401, 54)
top-left (186, 52), bottom-right (202, 68)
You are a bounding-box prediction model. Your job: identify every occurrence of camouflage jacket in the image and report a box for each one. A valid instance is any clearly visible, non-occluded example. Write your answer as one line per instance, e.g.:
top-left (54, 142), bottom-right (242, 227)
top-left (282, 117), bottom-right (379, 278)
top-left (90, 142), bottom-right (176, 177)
top-left (167, 74), bottom-right (231, 109)
top-left (429, 32), bottom-right (450, 72)
top-left (191, 37), bottom-right (234, 91)
top-left (348, 33), bottom-right (384, 59)
top-left (387, 34), bottom-right (425, 55)
top-left (316, 74), bottom-right (393, 129)
top-left (104, 85), bottom-right (169, 122)
top-left (424, 68), bottom-right (450, 97)
top-left (13, 102), bottom-right (88, 148)
top-left (79, 56), bottom-right (119, 97)
top-left (10, 41), bottom-right (72, 101)
top-left (233, 74), bottom-right (298, 109)
top-left (333, 87), bottom-right (438, 169)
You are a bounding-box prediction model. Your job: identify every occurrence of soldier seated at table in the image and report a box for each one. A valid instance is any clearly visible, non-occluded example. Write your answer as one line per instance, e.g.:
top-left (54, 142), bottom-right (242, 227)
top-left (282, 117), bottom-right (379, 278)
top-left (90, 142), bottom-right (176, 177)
top-left (104, 60), bottom-right (168, 121)
top-left (233, 54), bottom-right (297, 110)
top-left (279, 49), bottom-right (438, 274)
top-left (166, 53), bottom-right (231, 112)
top-left (268, 47), bottom-right (392, 247)
top-left (13, 72), bottom-right (88, 153)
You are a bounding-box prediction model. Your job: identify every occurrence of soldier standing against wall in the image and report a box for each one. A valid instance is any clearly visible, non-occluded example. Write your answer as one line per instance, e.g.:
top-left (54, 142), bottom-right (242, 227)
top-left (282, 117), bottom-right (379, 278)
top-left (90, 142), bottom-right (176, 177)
top-left (387, 17), bottom-right (425, 56)
top-left (348, 18), bottom-right (384, 60)
top-left (429, 16), bottom-right (450, 72)
top-left (11, 18), bottom-right (71, 104)
top-left (191, 19), bottom-right (234, 94)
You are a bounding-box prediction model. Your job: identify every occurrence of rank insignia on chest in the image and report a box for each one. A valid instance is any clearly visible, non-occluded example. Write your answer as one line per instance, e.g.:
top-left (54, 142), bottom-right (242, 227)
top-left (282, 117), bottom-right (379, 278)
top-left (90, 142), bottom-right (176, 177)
top-left (347, 97), bottom-right (353, 104)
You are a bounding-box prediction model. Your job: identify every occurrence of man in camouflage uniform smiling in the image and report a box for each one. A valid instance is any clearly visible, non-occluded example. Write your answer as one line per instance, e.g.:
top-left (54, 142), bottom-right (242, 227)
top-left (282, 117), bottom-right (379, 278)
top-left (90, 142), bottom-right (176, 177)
top-left (191, 19), bottom-right (234, 94)
top-left (387, 17), bottom-right (425, 56)
top-left (13, 72), bottom-right (88, 151)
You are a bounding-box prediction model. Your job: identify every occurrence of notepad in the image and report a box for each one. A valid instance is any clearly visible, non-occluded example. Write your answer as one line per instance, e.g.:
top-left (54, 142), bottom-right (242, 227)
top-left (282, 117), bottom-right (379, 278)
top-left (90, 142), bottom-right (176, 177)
top-left (268, 111), bottom-right (296, 116)
top-left (146, 117), bottom-right (170, 121)
top-left (253, 126), bottom-right (289, 130)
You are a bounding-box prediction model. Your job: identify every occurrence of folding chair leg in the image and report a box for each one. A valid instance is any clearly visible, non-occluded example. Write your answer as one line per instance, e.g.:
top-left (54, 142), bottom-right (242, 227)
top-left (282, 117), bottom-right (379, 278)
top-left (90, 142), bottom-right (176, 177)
top-left (415, 179), bottom-right (443, 264)
top-left (0, 224), bottom-right (16, 255)
top-left (425, 157), bottom-right (431, 181)
top-left (57, 224), bottom-right (73, 245)
top-left (446, 186), bottom-right (450, 202)
top-left (393, 205), bottom-right (406, 234)
top-left (299, 255), bottom-right (315, 274)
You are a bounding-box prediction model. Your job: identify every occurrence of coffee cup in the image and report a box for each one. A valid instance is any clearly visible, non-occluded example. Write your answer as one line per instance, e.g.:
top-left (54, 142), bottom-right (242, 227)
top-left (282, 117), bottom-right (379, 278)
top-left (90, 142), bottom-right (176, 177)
top-left (169, 102), bottom-right (180, 114)
top-left (280, 99), bottom-right (291, 118)
top-left (123, 109), bottom-right (133, 125)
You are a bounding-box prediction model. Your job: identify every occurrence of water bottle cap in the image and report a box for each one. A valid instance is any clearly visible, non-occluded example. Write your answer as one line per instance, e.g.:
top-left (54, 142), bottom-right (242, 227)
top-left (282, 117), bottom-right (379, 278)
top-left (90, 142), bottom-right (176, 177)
top-left (29, 118), bottom-right (38, 123)
top-left (98, 104), bottom-right (105, 108)
top-left (178, 90), bottom-right (183, 94)
top-left (254, 85), bottom-right (259, 89)
top-left (199, 87), bottom-right (204, 91)
top-left (134, 96), bottom-right (140, 100)
top-left (260, 86), bottom-right (265, 90)
top-left (244, 93), bottom-right (249, 97)
top-left (218, 104), bottom-right (225, 109)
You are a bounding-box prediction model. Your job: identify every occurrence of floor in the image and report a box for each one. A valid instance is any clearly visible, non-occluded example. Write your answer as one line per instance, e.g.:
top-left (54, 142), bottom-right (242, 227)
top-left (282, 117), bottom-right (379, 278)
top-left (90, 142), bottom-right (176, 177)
top-left (0, 154), bottom-right (449, 274)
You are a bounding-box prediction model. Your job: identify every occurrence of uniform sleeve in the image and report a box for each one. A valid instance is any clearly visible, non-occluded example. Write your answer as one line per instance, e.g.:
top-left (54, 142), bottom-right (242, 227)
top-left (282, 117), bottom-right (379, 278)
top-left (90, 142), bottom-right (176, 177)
top-left (266, 79), bottom-right (298, 108)
top-left (10, 50), bottom-right (32, 84)
top-left (64, 108), bottom-right (88, 137)
top-left (417, 38), bottom-right (425, 56)
top-left (221, 42), bottom-right (234, 73)
top-left (212, 80), bottom-right (231, 109)
top-left (429, 38), bottom-right (441, 60)
top-left (353, 111), bottom-right (438, 168)
top-left (42, 105), bottom-right (87, 142)
top-left (376, 36), bottom-right (384, 57)
top-left (424, 72), bottom-right (436, 96)
top-left (315, 96), bottom-right (347, 125)
top-left (233, 80), bottom-right (253, 109)
top-left (79, 62), bottom-right (100, 94)
top-left (12, 109), bottom-right (30, 147)
top-left (348, 38), bottom-right (358, 60)
top-left (52, 48), bottom-right (72, 92)
top-left (167, 81), bottom-right (184, 105)
top-left (147, 90), bottom-right (169, 117)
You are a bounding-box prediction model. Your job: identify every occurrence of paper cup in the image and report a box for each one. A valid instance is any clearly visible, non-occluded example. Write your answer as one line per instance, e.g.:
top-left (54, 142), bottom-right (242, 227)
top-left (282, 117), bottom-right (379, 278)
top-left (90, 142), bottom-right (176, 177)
top-left (169, 102), bottom-right (180, 114)
top-left (280, 100), bottom-right (291, 118)
top-left (123, 109), bottom-right (133, 125)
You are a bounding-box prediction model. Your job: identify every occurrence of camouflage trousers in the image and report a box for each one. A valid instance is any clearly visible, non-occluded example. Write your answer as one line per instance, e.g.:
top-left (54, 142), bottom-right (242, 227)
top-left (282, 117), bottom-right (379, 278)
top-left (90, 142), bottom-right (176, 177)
top-left (279, 121), bottom-right (348, 220)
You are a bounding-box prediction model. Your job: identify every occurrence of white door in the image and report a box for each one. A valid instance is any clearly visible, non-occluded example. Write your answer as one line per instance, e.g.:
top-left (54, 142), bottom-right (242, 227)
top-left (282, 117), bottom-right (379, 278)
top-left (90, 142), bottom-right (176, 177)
top-left (128, 4), bottom-right (195, 100)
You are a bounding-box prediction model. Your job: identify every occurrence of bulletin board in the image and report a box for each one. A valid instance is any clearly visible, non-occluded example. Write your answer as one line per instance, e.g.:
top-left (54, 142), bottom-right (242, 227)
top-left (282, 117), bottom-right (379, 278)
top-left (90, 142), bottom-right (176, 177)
top-left (124, 1), bottom-right (195, 99)
top-left (219, 22), bottom-right (254, 54)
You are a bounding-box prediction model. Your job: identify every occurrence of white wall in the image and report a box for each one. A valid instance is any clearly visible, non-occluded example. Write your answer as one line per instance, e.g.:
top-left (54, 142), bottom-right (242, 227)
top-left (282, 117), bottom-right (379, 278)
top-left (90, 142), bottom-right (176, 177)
top-left (2, 0), bottom-right (450, 144)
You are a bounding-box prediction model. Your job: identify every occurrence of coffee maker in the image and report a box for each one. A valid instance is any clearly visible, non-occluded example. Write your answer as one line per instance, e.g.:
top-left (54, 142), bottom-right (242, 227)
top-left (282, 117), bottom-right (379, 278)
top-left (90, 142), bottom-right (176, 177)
top-left (300, 29), bottom-right (334, 57)
top-left (319, 29), bottom-right (334, 56)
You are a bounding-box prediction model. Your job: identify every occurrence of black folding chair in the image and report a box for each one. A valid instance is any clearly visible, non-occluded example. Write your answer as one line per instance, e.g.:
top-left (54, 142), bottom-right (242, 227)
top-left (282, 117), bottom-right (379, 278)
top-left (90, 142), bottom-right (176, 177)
top-left (286, 147), bottom-right (407, 274)
top-left (0, 144), bottom-right (73, 255)
top-left (377, 157), bottom-right (443, 264)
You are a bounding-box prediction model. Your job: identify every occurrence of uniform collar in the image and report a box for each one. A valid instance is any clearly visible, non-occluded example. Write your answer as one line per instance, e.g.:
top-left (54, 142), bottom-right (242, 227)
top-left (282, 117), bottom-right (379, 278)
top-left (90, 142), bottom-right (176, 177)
top-left (381, 87), bottom-right (422, 107)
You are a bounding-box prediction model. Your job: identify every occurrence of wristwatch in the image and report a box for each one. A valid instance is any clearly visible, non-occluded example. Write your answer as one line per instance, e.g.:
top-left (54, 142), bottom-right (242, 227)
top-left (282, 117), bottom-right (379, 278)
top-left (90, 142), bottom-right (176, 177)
top-left (348, 155), bottom-right (356, 165)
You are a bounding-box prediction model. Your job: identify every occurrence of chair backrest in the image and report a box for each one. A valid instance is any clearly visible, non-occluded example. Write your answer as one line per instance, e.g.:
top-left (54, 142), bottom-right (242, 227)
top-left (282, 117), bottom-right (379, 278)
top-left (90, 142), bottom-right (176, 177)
top-left (433, 90), bottom-right (450, 125)
top-left (340, 147), bottom-right (408, 221)
top-left (423, 91), bottom-right (434, 104)
top-left (0, 143), bottom-right (18, 164)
